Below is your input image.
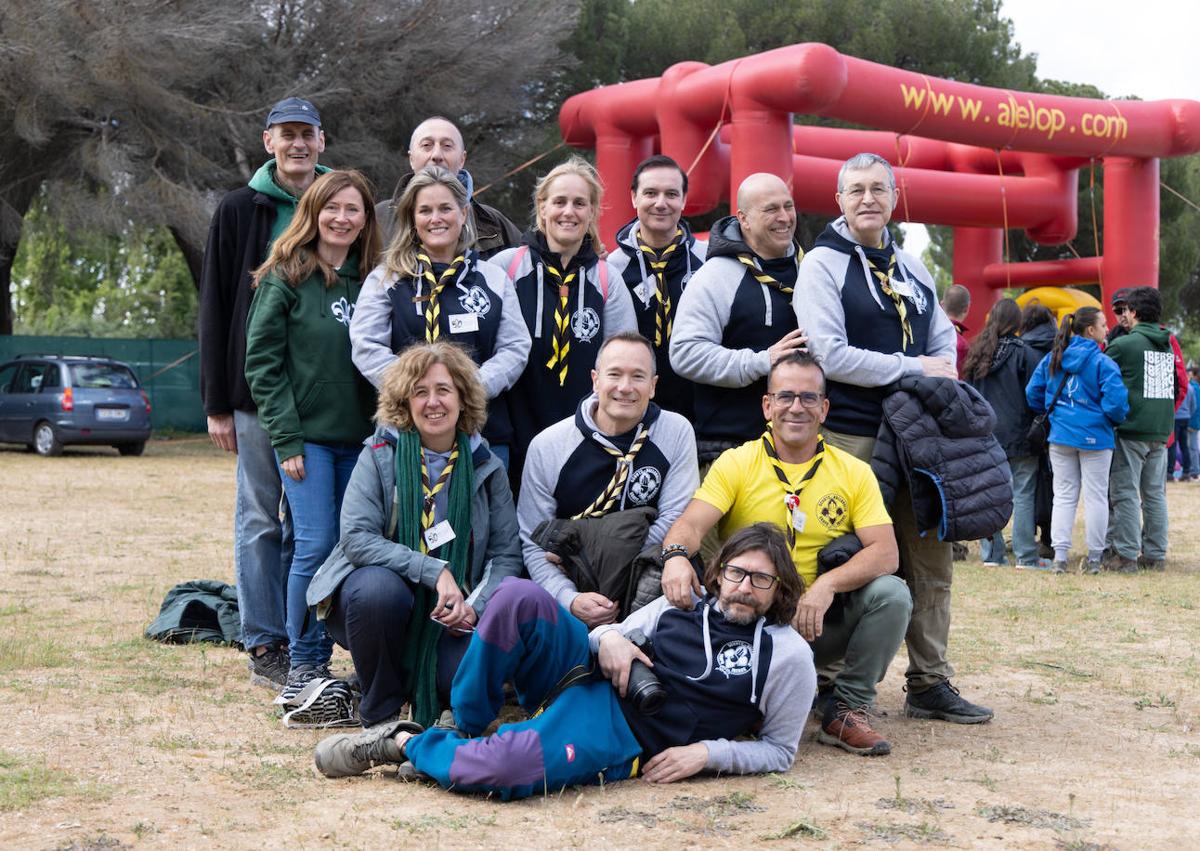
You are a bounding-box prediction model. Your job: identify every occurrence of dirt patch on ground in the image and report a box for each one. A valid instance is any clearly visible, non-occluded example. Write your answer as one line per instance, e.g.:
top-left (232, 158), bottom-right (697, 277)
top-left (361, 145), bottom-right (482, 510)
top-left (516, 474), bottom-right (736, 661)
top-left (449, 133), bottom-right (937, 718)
top-left (1, 438), bottom-right (1198, 849)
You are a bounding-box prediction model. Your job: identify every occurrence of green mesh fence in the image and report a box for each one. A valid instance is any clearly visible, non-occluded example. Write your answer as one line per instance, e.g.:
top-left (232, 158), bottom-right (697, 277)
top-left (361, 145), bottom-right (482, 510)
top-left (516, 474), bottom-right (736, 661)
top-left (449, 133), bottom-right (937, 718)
top-left (0, 336), bottom-right (204, 431)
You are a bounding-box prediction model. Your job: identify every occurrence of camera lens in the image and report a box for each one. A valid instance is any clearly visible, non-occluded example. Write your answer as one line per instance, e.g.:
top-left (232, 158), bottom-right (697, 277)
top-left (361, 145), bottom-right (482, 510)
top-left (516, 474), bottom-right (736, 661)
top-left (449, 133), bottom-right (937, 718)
top-left (627, 659), bottom-right (667, 715)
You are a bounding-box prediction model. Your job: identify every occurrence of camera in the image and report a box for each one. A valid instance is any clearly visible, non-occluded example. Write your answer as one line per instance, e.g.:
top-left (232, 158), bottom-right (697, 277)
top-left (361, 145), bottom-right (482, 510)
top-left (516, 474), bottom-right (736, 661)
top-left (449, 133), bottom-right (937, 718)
top-left (624, 629), bottom-right (667, 715)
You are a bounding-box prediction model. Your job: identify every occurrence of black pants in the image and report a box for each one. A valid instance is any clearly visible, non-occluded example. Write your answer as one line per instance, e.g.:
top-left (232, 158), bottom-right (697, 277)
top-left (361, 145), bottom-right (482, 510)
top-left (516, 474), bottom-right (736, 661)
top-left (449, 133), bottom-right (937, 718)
top-left (325, 566), bottom-right (470, 726)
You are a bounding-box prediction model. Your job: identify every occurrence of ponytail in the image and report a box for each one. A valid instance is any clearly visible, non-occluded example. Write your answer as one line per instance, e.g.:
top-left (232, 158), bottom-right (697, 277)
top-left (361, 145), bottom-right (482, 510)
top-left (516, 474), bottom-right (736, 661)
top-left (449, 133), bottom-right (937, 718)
top-left (1048, 307), bottom-right (1101, 377)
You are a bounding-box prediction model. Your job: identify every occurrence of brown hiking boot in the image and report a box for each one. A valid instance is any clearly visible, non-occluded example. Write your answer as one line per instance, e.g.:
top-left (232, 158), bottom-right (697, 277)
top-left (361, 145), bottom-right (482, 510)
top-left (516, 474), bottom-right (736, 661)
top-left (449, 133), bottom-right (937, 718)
top-left (816, 702), bottom-right (891, 756)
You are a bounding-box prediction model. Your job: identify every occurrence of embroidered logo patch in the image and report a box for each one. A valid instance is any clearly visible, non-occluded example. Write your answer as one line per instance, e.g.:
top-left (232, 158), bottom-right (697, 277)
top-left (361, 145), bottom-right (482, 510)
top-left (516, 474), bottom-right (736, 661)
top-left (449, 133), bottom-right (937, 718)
top-left (330, 296), bottom-right (354, 326)
top-left (715, 640), bottom-right (753, 678)
top-left (565, 744), bottom-right (576, 762)
top-left (458, 285), bottom-right (492, 316)
top-left (816, 492), bottom-right (849, 531)
top-left (906, 277), bottom-right (928, 314)
top-left (572, 307), bottom-right (601, 342)
top-left (626, 466), bottom-right (662, 505)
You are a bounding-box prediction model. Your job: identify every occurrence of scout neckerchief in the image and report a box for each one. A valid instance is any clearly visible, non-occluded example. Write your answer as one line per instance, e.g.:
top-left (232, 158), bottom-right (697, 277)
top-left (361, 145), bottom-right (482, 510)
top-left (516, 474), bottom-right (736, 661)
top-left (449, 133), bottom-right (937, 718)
top-left (761, 425), bottom-right (825, 547)
top-left (543, 261), bottom-right (577, 386)
top-left (419, 442), bottom-right (459, 552)
top-left (636, 227), bottom-right (683, 346)
top-left (414, 251), bottom-right (467, 342)
top-left (572, 424), bottom-right (651, 519)
top-left (865, 248), bottom-right (914, 349)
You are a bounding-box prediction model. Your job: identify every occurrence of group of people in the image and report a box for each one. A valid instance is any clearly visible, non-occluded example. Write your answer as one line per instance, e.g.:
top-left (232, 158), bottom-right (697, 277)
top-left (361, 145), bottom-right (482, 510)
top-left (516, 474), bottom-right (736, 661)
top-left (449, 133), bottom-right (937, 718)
top-left (960, 285), bottom-right (1188, 576)
top-left (196, 96), bottom-right (1170, 800)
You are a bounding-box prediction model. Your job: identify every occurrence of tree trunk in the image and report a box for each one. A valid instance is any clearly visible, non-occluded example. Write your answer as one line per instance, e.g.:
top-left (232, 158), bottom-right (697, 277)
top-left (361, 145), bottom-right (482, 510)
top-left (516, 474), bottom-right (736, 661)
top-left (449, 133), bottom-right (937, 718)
top-left (0, 176), bottom-right (45, 335)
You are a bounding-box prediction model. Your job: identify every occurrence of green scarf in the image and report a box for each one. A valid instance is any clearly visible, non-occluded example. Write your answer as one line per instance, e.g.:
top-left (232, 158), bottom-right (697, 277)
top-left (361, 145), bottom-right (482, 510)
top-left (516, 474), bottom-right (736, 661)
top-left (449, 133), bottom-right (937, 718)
top-left (394, 428), bottom-right (474, 727)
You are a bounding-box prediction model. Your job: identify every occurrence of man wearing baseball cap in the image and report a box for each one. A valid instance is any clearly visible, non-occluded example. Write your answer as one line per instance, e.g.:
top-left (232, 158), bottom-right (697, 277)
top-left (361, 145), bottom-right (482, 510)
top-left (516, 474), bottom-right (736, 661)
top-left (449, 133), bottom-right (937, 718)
top-left (198, 96), bottom-right (330, 688)
top-left (1107, 288), bottom-right (1134, 344)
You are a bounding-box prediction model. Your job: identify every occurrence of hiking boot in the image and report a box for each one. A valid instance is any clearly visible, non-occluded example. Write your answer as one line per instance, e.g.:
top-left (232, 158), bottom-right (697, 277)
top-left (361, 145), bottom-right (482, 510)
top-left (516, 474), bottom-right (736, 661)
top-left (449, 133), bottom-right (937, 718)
top-left (1138, 556), bottom-right (1166, 572)
top-left (817, 703), bottom-right (891, 756)
top-left (314, 720), bottom-right (424, 778)
top-left (903, 681), bottom-right (993, 724)
top-left (1102, 552), bottom-right (1139, 574)
top-left (247, 643), bottom-right (290, 688)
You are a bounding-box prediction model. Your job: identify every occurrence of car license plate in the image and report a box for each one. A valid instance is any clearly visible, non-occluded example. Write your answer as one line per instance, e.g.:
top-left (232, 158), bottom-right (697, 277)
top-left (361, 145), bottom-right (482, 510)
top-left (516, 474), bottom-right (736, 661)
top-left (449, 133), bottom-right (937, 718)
top-left (96, 408), bottom-right (129, 421)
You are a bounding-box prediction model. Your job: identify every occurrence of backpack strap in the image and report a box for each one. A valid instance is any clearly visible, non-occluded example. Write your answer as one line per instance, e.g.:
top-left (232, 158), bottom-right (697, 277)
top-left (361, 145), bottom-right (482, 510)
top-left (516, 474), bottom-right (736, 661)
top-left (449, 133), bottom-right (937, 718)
top-left (505, 245), bottom-right (529, 281)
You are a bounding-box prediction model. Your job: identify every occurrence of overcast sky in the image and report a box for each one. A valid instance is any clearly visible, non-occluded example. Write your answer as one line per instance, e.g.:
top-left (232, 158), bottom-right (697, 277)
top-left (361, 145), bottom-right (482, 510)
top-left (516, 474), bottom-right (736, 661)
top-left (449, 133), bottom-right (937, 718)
top-left (902, 0), bottom-right (1200, 257)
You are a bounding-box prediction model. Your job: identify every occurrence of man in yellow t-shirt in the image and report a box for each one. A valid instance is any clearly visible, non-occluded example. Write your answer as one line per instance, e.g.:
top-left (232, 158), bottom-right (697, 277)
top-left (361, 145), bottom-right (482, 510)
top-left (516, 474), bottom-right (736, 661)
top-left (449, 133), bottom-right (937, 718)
top-left (659, 351), bottom-right (912, 757)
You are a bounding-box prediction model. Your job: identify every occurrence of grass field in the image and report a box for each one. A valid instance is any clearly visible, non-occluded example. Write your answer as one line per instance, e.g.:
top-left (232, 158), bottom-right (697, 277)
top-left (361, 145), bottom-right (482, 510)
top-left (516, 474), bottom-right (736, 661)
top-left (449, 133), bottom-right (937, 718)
top-left (1, 437), bottom-right (1197, 849)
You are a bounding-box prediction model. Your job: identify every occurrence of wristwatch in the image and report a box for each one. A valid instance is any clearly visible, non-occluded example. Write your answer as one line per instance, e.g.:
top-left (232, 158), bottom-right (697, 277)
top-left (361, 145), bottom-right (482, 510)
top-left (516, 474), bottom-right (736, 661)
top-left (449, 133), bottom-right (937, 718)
top-left (661, 543), bottom-right (691, 562)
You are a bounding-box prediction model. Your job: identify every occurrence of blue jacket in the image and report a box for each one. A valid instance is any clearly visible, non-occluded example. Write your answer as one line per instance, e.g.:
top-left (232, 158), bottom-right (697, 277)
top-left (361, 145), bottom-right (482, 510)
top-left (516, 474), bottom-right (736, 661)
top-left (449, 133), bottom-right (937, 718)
top-left (1190, 381), bottom-right (1200, 429)
top-left (1176, 381), bottom-right (1197, 422)
top-left (1026, 336), bottom-right (1128, 451)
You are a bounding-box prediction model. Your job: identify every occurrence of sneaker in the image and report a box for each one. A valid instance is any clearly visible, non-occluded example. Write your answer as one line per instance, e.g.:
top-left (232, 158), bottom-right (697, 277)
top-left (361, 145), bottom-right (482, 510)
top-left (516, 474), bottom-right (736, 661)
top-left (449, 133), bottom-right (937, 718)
top-left (247, 643), bottom-right (291, 688)
top-left (1050, 561), bottom-right (1067, 574)
top-left (981, 559), bottom-right (1007, 567)
top-left (1102, 552), bottom-right (1139, 574)
top-left (278, 663), bottom-right (333, 702)
top-left (903, 681), bottom-right (993, 724)
top-left (1138, 556), bottom-right (1166, 572)
top-left (816, 703), bottom-right (891, 756)
top-left (1015, 558), bottom-right (1052, 570)
top-left (1081, 557), bottom-right (1102, 575)
top-left (314, 719), bottom-right (424, 778)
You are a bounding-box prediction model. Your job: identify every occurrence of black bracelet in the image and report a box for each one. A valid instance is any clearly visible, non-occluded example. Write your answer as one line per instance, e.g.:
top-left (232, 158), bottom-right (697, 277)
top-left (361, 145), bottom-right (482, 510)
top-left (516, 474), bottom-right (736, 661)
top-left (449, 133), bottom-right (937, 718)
top-left (661, 543), bottom-right (691, 562)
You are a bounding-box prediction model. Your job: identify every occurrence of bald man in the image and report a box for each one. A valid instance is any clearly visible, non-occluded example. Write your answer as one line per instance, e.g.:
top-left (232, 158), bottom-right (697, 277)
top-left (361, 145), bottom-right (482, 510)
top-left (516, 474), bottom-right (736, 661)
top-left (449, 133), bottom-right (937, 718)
top-left (670, 173), bottom-right (808, 459)
top-left (375, 116), bottom-right (521, 258)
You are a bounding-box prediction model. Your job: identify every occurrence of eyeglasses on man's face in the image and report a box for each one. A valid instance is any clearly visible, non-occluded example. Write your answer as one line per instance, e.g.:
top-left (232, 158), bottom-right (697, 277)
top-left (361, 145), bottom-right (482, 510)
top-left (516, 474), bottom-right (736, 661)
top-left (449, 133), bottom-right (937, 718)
top-left (768, 390), bottom-right (824, 409)
top-left (721, 563), bottom-right (779, 590)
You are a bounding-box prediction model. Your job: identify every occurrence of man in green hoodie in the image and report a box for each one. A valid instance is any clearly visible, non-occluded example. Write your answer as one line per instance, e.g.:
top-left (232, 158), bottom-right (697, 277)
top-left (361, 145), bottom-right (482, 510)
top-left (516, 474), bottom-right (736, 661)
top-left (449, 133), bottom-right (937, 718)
top-left (1104, 286), bottom-right (1175, 572)
top-left (198, 97), bottom-right (331, 687)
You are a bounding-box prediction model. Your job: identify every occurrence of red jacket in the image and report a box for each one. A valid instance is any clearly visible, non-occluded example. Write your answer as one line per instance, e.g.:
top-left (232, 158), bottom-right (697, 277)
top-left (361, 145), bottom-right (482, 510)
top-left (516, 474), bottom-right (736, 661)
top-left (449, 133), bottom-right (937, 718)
top-left (951, 320), bottom-right (970, 379)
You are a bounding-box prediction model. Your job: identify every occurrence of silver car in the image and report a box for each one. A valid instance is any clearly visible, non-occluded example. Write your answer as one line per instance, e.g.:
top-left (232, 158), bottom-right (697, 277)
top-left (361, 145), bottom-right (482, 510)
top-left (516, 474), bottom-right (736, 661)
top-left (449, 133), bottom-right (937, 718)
top-left (0, 355), bottom-right (153, 456)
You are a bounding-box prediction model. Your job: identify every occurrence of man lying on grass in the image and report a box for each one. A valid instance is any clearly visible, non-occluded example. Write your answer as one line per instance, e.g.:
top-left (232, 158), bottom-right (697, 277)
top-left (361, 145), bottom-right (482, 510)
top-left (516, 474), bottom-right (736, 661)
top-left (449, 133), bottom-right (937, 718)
top-left (313, 523), bottom-right (816, 799)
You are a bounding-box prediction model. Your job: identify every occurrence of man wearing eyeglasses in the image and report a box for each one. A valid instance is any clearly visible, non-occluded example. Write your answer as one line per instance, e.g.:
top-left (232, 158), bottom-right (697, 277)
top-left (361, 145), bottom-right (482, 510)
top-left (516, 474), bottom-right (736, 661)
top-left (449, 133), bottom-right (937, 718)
top-left (799, 152), bottom-right (993, 728)
top-left (658, 351), bottom-right (911, 756)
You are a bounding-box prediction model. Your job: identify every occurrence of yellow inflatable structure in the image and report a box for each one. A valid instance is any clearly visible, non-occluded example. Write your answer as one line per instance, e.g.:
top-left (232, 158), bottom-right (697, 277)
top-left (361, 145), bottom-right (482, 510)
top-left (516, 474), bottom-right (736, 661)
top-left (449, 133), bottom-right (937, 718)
top-left (1015, 287), bottom-right (1103, 324)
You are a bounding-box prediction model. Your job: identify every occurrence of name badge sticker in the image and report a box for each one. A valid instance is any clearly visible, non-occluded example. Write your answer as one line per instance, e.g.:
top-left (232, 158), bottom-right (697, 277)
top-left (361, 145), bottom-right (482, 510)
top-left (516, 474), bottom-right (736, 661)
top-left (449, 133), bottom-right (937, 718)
top-left (424, 520), bottom-right (457, 551)
top-left (889, 278), bottom-right (915, 298)
top-left (791, 508), bottom-right (807, 533)
top-left (448, 313), bottom-right (480, 334)
top-left (633, 281), bottom-right (651, 302)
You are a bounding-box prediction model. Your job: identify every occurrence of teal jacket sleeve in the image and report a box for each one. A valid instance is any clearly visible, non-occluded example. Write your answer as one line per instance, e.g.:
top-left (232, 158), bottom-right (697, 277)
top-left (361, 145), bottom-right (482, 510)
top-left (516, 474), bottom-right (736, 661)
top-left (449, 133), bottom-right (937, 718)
top-left (244, 279), bottom-right (304, 462)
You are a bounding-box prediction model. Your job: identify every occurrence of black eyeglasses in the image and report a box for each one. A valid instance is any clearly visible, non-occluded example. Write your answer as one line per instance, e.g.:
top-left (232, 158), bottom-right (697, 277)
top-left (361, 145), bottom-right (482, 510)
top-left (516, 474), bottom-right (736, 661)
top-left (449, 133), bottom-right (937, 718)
top-left (768, 390), bottom-right (824, 409)
top-left (721, 564), bottom-right (779, 590)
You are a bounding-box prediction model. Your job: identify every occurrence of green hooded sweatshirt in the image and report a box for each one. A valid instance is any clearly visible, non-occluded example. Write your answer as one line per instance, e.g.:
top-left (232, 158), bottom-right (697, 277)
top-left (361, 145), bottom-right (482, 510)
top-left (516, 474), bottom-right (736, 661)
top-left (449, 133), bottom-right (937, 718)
top-left (1105, 322), bottom-right (1175, 442)
top-left (248, 160), bottom-right (332, 246)
top-left (243, 253), bottom-right (376, 462)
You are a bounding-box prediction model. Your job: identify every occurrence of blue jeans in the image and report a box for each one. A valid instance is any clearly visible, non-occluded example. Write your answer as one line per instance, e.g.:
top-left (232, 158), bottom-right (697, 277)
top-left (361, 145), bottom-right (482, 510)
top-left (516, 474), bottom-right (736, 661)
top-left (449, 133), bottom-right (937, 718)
top-left (234, 410), bottom-right (292, 651)
top-left (1009, 456), bottom-right (1040, 564)
top-left (278, 441), bottom-right (359, 666)
top-left (1190, 428), bottom-right (1199, 476)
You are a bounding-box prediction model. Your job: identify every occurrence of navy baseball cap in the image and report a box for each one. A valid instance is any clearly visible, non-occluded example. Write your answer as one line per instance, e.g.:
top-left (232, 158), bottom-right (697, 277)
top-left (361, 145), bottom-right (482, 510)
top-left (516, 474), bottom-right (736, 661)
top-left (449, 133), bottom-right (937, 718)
top-left (265, 97), bottom-right (321, 128)
top-left (1111, 287), bottom-right (1133, 305)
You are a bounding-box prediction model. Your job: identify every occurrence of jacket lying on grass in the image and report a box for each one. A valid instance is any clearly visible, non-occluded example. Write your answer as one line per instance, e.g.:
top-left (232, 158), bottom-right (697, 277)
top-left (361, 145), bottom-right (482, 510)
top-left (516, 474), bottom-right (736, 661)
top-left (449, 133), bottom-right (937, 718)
top-left (145, 579), bottom-right (242, 646)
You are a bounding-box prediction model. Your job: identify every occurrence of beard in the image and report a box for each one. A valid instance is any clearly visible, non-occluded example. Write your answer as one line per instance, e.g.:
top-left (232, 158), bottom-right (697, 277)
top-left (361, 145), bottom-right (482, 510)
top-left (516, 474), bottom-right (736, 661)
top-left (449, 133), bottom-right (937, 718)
top-left (721, 591), bottom-right (767, 625)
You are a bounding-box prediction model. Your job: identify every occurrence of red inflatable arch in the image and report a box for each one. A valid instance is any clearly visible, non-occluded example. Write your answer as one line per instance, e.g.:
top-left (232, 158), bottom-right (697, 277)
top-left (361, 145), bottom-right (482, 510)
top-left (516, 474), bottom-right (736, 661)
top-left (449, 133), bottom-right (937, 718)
top-left (560, 43), bottom-right (1200, 327)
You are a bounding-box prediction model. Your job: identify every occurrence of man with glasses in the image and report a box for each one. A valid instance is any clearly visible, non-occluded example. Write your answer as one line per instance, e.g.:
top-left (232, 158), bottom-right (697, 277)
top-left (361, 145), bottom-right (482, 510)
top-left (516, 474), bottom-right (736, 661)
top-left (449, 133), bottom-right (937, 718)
top-left (312, 524), bottom-right (816, 794)
top-left (800, 152), bottom-right (993, 727)
top-left (658, 351), bottom-right (911, 756)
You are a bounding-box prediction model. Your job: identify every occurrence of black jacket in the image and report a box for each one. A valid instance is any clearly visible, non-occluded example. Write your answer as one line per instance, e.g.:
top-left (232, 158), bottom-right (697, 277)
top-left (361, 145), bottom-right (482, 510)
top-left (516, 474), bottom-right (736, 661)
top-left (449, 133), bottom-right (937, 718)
top-left (198, 187), bottom-right (275, 415)
top-left (967, 336), bottom-right (1042, 459)
top-left (1021, 319), bottom-right (1056, 357)
top-left (871, 376), bottom-right (1012, 543)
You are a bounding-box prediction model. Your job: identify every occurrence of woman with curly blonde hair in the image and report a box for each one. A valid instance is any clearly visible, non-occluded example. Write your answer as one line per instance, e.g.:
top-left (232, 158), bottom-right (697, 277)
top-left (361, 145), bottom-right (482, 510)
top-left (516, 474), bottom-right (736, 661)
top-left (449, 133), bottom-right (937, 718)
top-left (306, 341), bottom-right (522, 729)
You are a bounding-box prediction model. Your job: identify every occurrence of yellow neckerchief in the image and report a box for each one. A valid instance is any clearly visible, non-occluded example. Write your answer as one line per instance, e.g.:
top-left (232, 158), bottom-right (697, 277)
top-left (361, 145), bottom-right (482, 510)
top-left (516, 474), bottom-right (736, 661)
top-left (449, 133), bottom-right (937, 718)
top-left (419, 442), bottom-right (459, 552)
top-left (572, 425), bottom-right (651, 519)
top-left (866, 245), bottom-right (913, 348)
top-left (736, 251), bottom-right (799, 295)
top-left (636, 227), bottom-right (684, 346)
top-left (543, 262), bottom-right (578, 386)
top-left (414, 251), bottom-right (467, 342)
top-left (761, 426), bottom-right (825, 548)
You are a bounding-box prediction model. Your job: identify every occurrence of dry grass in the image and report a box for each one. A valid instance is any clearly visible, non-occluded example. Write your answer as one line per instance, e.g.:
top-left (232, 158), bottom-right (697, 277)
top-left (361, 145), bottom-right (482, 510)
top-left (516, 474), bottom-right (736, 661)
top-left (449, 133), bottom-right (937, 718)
top-left (0, 437), bottom-right (1198, 849)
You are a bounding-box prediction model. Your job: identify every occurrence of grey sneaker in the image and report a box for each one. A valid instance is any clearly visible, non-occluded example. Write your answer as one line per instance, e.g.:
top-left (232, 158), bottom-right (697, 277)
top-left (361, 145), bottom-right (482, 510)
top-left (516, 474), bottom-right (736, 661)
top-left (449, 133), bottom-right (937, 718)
top-left (1050, 561), bottom-right (1067, 574)
top-left (247, 643), bottom-right (291, 688)
top-left (1081, 557), bottom-right (1102, 575)
top-left (904, 681), bottom-right (993, 724)
top-left (314, 720), bottom-right (424, 778)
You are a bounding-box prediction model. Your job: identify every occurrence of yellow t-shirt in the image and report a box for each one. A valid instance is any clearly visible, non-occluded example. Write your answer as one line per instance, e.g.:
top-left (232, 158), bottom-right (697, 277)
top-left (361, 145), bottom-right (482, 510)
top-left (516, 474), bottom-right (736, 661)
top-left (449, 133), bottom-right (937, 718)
top-left (694, 438), bottom-right (893, 586)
